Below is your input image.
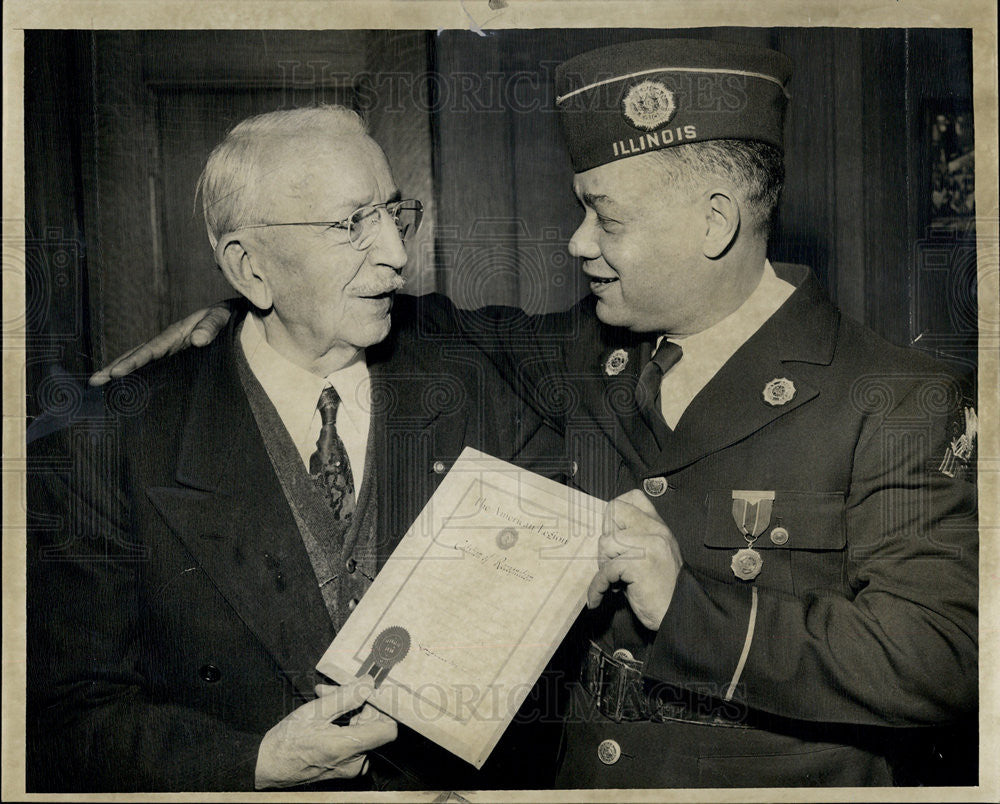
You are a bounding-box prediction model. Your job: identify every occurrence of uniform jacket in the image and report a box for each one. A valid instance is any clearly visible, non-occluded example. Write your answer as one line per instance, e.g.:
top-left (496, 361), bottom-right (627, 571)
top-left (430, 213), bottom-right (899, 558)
top-left (26, 296), bottom-right (562, 792)
top-left (456, 263), bottom-right (978, 787)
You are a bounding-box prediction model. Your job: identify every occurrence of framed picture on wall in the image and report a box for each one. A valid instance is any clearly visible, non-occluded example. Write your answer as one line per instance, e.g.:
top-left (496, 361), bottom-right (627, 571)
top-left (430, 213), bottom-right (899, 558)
top-left (928, 101), bottom-right (975, 233)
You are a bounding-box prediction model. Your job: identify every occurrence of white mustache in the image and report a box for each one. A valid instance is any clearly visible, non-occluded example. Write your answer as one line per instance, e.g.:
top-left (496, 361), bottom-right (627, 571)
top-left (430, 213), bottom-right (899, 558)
top-left (353, 275), bottom-right (406, 296)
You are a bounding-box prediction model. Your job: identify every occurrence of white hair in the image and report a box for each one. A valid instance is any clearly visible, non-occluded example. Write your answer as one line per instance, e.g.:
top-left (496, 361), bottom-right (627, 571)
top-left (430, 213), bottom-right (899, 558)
top-left (196, 105), bottom-right (369, 248)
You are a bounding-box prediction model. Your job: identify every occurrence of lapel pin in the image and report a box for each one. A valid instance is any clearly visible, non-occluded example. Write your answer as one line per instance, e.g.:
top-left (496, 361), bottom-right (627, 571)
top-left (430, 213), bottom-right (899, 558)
top-left (605, 348), bottom-right (629, 376)
top-left (762, 377), bottom-right (796, 406)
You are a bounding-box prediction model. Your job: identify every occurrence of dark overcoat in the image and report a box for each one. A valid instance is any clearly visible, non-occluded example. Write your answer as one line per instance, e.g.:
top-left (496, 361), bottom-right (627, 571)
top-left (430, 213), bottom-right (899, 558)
top-left (26, 296), bottom-right (563, 792)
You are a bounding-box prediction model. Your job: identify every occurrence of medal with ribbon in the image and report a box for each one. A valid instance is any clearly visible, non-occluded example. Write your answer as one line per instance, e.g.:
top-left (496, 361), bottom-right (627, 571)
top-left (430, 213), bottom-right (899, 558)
top-left (356, 625), bottom-right (411, 688)
top-left (729, 490), bottom-right (775, 581)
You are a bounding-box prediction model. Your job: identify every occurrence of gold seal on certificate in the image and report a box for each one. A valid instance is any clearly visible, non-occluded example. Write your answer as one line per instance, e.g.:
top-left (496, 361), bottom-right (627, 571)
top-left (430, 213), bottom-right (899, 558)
top-left (356, 626), bottom-right (411, 688)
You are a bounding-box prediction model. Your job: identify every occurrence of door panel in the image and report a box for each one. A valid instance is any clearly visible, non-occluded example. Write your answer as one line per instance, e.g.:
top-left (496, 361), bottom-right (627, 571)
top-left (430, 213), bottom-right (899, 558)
top-left (154, 86), bottom-right (356, 324)
top-left (84, 30), bottom-right (433, 363)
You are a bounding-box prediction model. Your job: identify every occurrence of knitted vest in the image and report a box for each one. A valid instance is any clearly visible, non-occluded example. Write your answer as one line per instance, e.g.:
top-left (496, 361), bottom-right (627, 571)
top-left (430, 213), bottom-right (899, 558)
top-left (234, 342), bottom-right (379, 632)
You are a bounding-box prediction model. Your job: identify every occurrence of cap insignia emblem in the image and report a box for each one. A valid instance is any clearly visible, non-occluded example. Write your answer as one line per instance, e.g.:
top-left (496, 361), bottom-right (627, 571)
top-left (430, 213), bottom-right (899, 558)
top-left (621, 80), bottom-right (677, 131)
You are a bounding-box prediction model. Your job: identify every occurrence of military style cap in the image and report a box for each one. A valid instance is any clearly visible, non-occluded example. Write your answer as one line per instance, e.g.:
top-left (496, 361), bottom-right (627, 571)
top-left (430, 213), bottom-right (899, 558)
top-left (554, 38), bottom-right (793, 172)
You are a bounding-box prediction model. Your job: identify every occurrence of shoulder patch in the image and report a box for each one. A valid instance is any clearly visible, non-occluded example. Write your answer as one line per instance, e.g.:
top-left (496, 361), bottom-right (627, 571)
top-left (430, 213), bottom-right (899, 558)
top-left (938, 405), bottom-right (978, 479)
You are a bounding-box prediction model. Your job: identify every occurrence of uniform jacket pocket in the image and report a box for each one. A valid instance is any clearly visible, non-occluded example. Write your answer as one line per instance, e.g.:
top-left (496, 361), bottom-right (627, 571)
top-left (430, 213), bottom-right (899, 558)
top-left (703, 490), bottom-right (847, 596)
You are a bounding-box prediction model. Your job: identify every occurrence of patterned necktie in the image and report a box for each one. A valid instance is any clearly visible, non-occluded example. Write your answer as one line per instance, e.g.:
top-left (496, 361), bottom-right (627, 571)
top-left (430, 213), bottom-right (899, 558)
top-left (309, 386), bottom-right (356, 521)
top-left (635, 340), bottom-right (683, 415)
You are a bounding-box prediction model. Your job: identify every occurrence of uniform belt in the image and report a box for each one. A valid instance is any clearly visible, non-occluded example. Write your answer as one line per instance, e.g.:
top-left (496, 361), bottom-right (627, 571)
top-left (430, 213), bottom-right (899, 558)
top-left (582, 641), bottom-right (750, 728)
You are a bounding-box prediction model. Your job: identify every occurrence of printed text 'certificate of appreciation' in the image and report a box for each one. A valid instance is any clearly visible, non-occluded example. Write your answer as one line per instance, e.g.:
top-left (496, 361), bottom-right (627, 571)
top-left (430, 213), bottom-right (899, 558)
top-left (316, 447), bottom-right (604, 768)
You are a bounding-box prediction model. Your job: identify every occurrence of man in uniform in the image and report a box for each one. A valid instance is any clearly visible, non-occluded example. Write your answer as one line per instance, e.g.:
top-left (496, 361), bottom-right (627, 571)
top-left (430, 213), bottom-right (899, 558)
top-left (89, 39), bottom-right (979, 788)
top-left (524, 39), bottom-right (979, 787)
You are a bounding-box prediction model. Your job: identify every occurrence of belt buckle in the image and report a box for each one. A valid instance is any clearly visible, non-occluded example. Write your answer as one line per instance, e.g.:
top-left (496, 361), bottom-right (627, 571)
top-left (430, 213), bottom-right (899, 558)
top-left (585, 642), bottom-right (604, 699)
top-left (601, 657), bottom-right (626, 722)
top-left (587, 642), bottom-right (643, 723)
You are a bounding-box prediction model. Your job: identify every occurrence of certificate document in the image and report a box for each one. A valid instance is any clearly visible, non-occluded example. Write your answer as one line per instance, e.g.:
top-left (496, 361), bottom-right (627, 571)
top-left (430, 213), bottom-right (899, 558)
top-left (316, 447), bottom-right (605, 768)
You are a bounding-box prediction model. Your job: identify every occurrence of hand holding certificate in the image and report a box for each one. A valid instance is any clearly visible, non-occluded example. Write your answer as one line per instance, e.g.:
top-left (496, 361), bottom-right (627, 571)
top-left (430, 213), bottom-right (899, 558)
top-left (316, 448), bottom-right (605, 768)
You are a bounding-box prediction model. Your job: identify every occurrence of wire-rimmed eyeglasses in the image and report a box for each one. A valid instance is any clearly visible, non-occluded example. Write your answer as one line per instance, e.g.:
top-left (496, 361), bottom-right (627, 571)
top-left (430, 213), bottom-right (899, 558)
top-left (233, 199), bottom-right (423, 251)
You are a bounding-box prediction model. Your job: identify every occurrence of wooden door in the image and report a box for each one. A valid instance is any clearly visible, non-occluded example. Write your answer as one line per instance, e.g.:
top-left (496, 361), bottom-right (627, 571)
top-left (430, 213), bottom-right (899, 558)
top-left (82, 30), bottom-right (435, 363)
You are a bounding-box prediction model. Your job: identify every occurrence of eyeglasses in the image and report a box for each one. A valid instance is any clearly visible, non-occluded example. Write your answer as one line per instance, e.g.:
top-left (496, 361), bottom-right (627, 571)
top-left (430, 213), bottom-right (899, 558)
top-left (234, 199), bottom-right (423, 251)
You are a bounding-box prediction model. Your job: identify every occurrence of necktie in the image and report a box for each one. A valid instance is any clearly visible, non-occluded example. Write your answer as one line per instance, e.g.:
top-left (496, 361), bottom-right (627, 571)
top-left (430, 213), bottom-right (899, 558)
top-left (635, 340), bottom-right (683, 415)
top-left (309, 386), bottom-right (356, 521)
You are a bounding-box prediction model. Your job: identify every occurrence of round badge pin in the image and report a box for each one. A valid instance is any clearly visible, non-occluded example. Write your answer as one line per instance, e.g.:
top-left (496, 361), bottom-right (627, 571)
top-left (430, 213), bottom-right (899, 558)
top-left (730, 547), bottom-right (763, 581)
top-left (621, 80), bottom-right (677, 131)
top-left (762, 377), bottom-right (796, 407)
top-left (605, 349), bottom-right (629, 376)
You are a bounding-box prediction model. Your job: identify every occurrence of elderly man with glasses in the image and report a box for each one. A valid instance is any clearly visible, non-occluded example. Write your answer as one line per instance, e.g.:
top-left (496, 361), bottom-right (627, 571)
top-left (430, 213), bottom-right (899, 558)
top-left (26, 106), bottom-right (560, 792)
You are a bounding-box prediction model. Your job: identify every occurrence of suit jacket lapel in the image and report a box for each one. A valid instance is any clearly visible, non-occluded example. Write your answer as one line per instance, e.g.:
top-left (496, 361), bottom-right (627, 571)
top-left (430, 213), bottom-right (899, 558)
top-left (569, 308), bottom-right (665, 469)
top-left (364, 324), bottom-right (470, 557)
top-left (365, 331), bottom-right (448, 433)
top-left (146, 318), bottom-right (335, 698)
top-left (647, 268), bottom-right (839, 476)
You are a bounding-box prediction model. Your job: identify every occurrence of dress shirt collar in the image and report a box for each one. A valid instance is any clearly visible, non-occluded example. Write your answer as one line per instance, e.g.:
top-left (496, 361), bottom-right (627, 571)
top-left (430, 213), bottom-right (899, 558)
top-left (657, 260), bottom-right (796, 427)
top-left (669, 260), bottom-right (795, 354)
top-left (239, 311), bottom-right (369, 454)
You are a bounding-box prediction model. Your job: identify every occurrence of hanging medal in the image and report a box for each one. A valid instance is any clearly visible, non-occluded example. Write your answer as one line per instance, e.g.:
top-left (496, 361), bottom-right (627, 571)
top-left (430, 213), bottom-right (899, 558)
top-left (730, 490), bottom-right (775, 581)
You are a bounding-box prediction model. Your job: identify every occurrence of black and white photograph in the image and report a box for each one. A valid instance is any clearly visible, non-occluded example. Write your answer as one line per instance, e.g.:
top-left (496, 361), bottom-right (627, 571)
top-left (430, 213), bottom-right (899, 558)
top-left (3, 2), bottom-right (997, 800)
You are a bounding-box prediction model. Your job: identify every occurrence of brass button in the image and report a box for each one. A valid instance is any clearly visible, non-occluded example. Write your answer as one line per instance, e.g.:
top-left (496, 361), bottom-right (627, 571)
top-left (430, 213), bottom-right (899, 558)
top-left (642, 477), bottom-right (668, 497)
top-left (199, 664), bottom-right (221, 683)
top-left (597, 738), bottom-right (621, 765)
top-left (570, 461), bottom-right (579, 477)
top-left (345, 557), bottom-right (357, 574)
top-left (348, 598), bottom-right (360, 611)
top-left (432, 460), bottom-right (446, 474)
top-left (769, 526), bottom-right (789, 546)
